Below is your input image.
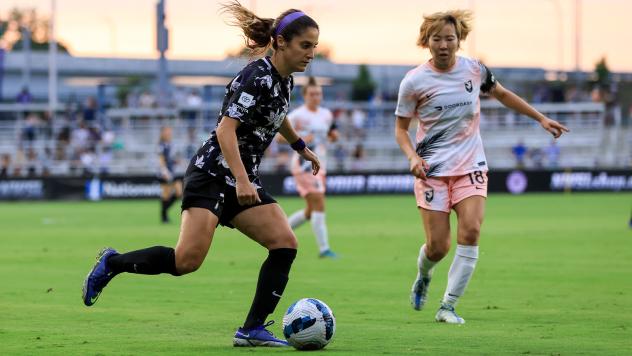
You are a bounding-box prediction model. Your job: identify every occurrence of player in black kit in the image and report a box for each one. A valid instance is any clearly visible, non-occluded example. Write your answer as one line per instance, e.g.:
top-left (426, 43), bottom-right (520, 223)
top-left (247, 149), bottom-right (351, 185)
top-left (157, 126), bottom-right (182, 223)
top-left (82, 1), bottom-right (321, 347)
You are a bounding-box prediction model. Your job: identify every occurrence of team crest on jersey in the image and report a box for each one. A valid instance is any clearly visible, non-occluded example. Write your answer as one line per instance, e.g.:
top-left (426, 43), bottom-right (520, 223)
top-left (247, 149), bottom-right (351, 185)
top-left (464, 80), bottom-right (473, 93)
top-left (424, 189), bottom-right (434, 203)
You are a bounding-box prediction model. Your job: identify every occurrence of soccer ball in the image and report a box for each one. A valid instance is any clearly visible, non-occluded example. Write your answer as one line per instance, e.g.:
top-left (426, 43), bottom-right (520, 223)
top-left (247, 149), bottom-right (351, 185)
top-left (282, 298), bottom-right (336, 350)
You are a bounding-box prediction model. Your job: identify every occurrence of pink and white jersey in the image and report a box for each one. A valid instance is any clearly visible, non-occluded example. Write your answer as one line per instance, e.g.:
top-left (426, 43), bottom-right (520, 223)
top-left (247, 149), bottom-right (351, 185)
top-left (395, 56), bottom-right (496, 177)
top-left (288, 105), bottom-right (334, 174)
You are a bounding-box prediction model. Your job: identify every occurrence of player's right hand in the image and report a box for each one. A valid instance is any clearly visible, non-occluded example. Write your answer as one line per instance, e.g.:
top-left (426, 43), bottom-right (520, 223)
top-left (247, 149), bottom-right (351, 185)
top-left (235, 179), bottom-right (261, 206)
top-left (409, 156), bottom-right (429, 180)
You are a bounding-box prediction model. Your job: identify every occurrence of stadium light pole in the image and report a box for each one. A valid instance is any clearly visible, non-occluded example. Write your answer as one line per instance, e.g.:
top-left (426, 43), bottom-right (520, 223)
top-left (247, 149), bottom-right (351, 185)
top-left (574, 0), bottom-right (581, 83)
top-left (547, 0), bottom-right (564, 77)
top-left (156, 0), bottom-right (170, 108)
top-left (48, 0), bottom-right (58, 114)
top-left (21, 27), bottom-right (32, 91)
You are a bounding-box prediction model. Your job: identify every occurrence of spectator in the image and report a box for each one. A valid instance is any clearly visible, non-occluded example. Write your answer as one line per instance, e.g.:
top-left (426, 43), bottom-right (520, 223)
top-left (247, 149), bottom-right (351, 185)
top-left (139, 91), bottom-right (156, 108)
top-left (351, 108), bottom-right (367, 140)
top-left (56, 125), bottom-right (72, 160)
top-left (71, 121), bottom-right (91, 153)
top-left (545, 140), bottom-right (561, 168)
top-left (184, 89), bottom-right (203, 127)
top-left (83, 96), bottom-right (97, 123)
top-left (40, 111), bottom-right (53, 140)
top-left (80, 148), bottom-right (97, 176)
top-left (0, 154), bottom-right (10, 177)
top-left (511, 140), bottom-right (527, 169)
top-left (16, 87), bottom-right (33, 104)
top-left (41, 148), bottom-right (53, 176)
top-left (12, 147), bottom-right (25, 177)
top-left (528, 147), bottom-right (544, 168)
top-left (350, 144), bottom-right (365, 171)
top-left (21, 113), bottom-right (40, 143)
top-left (25, 148), bottom-right (39, 177)
top-left (333, 143), bottom-right (346, 172)
top-left (184, 127), bottom-right (199, 159)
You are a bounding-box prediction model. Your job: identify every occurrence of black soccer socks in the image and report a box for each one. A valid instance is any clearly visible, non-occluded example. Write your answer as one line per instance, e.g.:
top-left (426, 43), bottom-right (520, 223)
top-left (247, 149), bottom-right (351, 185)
top-left (243, 248), bottom-right (297, 329)
top-left (107, 246), bottom-right (180, 276)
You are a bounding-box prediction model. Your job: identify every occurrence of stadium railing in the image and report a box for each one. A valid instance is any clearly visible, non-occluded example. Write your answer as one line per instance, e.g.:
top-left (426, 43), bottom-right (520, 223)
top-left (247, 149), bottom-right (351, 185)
top-left (0, 101), bottom-right (629, 176)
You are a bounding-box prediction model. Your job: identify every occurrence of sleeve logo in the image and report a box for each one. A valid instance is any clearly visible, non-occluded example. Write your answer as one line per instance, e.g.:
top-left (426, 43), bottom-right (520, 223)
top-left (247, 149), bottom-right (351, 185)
top-left (238, 92), bottom-right (255, 108)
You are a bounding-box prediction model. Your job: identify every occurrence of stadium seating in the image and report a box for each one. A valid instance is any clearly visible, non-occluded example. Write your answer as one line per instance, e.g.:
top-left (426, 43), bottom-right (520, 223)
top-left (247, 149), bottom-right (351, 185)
top-left (0, 101), bottom-right (629, 176)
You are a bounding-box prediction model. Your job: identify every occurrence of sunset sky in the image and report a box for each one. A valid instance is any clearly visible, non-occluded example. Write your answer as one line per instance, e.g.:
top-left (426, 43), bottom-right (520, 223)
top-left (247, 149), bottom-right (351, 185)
top-left (1, 0), bottom-right (629, 72)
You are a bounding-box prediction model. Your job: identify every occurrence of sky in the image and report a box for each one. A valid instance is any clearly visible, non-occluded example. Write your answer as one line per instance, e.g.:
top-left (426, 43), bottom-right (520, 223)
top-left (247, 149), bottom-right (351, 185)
top-left (1, 0), bottom-right (630, 72)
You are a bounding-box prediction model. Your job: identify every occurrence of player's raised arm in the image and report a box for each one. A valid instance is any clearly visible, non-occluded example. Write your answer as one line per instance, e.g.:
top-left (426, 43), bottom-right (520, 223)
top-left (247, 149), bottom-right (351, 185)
top-left (490, 82), bottom-right (570, 138)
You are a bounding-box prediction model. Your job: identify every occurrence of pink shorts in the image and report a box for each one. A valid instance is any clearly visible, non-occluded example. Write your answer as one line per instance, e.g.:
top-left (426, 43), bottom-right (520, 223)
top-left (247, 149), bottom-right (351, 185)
top-left (293, 172), bottom-right (326, 197)
top-left (414, 171), bottom-right (488, 213)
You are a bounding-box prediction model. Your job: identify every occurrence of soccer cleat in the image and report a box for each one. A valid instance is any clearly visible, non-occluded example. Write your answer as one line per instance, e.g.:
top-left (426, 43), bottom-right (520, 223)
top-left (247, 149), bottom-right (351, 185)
top-left (410, 276), bottom-right (431, 311)
top-left (319, 250), bottom-right (338, 259)
top-left (82, 247), bottom-right (119, 306)
top-left (435, 303), bottom-right (465, 324)
top-left (233, 320), bottom-right (289, 347)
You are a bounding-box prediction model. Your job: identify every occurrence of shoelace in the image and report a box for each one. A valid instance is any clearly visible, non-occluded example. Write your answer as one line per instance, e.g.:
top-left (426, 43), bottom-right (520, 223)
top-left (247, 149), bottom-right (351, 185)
top-left (256, 320), bottom-right (276, 337)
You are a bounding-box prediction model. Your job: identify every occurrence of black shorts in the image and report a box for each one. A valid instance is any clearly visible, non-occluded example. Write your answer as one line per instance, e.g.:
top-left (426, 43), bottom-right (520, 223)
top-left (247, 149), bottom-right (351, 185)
top-left (181, 165), bottom-right (276, 228)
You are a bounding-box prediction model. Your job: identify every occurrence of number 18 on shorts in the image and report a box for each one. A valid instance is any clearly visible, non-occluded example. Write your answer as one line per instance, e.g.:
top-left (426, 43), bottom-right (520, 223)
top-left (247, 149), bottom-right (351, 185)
top-left (414, 171), bottom-right (488, 213)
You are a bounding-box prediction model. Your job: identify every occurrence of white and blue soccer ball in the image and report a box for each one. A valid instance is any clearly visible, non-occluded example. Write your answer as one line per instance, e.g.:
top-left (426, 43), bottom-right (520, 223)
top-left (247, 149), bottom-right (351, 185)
top-left (282, 298), bottom-right (336, 350)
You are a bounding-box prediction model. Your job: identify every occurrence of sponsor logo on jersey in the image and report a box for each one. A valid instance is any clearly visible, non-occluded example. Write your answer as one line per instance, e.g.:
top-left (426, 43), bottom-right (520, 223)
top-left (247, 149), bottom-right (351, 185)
top-left (434, 100), bottom-right (473, 113)
top-left (227, 103), bottom-right (247, 118)
top-left (464, 79), bottom-right (473, 93)
top-left (237, 92), bottom-right (255, 108)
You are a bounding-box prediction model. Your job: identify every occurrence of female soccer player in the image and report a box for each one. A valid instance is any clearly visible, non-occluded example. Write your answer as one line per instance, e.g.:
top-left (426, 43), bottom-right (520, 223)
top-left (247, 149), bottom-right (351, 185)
top-left (285, 77), bottom-right (338, 258)
top-left (395, 10), bottom-right (569, 324)
top-left (82, 2), bottom-right (321, 347)
top-left (157, 126), bottom-right (182, 223)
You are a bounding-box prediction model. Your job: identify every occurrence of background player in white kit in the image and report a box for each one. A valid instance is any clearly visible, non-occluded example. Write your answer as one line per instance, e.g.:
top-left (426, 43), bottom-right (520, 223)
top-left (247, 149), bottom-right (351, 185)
top-left (285, 77), bottom-right (339, 258)
top-left (394, 10), bottom-right (569, 324)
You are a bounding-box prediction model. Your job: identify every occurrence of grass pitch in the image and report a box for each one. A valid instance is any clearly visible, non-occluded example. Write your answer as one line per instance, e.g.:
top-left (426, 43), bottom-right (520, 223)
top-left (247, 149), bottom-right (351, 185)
top-left (1, 193), bottom-right (631, 355)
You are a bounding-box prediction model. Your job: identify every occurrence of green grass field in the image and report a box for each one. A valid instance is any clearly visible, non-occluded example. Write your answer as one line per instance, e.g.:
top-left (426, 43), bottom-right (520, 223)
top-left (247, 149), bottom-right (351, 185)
top-left (1, 193), bottom-right (631, 355)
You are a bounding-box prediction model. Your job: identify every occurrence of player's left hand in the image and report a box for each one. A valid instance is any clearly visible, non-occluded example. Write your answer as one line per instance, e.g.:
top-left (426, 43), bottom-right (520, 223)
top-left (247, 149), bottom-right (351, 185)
top-left (540, 117), bottom-right (570, 138)
top-left (298, 147), bottom-right (320, 175)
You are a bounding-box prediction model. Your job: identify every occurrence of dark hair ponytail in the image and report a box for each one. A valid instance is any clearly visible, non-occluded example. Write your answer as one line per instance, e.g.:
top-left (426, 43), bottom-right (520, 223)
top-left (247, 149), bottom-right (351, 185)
top-left (221, 1), bottom-right (319, 54)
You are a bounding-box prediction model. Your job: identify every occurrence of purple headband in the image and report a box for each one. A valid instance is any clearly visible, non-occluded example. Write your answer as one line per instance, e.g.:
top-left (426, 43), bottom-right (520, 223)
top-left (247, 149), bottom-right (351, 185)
top-left (274, 11), bottom-right (306, 37)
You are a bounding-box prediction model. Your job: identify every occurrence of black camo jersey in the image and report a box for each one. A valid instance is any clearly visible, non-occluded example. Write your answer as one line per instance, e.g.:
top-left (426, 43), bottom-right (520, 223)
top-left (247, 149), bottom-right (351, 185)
top-left (190, 57), bottom-right (293, 187)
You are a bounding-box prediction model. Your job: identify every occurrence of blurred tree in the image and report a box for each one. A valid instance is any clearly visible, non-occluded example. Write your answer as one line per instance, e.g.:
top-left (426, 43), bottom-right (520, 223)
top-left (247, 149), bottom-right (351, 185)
top-left (116, 76), bottom-right (145, 107)
top-left (594, 57), bottom-right (610, 86)
top-left (0, 7), bottom-right (69, 53)
top-left (351, 64), bottom-right (375, 101)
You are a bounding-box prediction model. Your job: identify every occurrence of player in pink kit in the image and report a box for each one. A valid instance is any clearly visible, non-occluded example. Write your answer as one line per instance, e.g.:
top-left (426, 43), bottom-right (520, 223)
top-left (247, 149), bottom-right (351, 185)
top-left (395, 10), bottom-right (569, 324)
top-left (286, 77), bottom-right (339, 258)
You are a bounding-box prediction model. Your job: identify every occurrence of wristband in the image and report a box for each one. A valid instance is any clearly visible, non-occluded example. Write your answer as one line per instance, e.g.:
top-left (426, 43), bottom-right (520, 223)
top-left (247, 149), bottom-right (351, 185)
top-left (290, 138), bottom-right (306, 151)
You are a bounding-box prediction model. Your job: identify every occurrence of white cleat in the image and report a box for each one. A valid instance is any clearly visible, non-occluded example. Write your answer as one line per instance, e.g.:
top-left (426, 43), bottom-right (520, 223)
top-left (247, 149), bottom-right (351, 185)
top-left (435, 303), bottom-right (465, 324)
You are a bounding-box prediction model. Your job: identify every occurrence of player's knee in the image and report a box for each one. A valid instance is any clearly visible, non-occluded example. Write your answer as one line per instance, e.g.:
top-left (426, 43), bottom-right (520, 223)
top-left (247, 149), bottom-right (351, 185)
top-left (267, 233), bottom-right (298, 250)
top-left (426, 240), bottom-right (450, 260)
top-left (460, 223), bottom-right (481, 244)
top-left (175, 251), bottom-right (205, 275)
